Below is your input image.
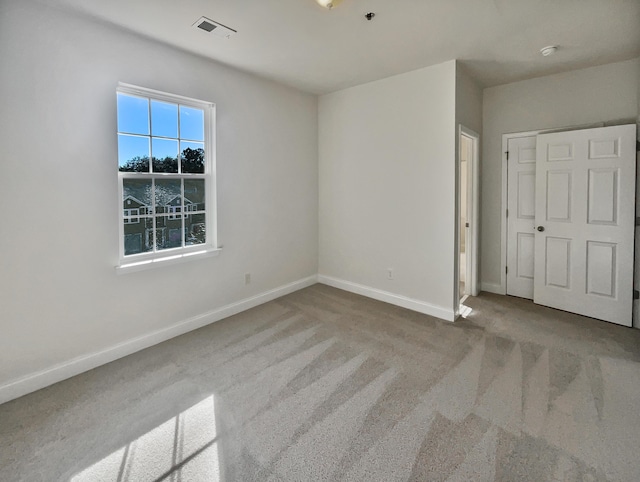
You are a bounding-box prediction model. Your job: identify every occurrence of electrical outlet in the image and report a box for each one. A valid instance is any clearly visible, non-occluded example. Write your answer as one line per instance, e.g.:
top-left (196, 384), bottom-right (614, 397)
top-left (245, 273), bottom-right (251, 285)
top-left (387, 268), bottom-right (393, 280)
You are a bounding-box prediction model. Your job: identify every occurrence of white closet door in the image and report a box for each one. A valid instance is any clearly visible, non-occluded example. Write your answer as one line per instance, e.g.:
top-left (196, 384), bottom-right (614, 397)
top-left (533, 125), bottom-right (636, 326)
top-left (506, 136), bottom-right (537, 298)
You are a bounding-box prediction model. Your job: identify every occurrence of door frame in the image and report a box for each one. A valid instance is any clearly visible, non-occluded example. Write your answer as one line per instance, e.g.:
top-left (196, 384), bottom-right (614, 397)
top-left (456, 125), bottom-right (480, 314)
top-left (499, 123), bottom-right (605, 295)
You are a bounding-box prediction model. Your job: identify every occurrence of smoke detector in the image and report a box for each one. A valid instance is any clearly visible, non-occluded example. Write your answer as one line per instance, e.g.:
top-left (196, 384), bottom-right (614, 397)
top-left (540, 45), bottom-right (558, 57)
top-left (192, 16), bottom-right (237, 39)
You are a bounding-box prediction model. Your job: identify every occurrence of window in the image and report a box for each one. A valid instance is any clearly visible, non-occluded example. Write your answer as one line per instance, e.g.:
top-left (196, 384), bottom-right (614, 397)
top-left (123, 208), bottom-right (140, 224)
top-left (117, 83), bottom-right (218, 269)
top-left (167, 205), bottom-right (183, 220)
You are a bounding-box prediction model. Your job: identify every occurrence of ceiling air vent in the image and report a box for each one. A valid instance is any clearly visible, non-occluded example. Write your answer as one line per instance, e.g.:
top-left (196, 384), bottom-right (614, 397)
top-left (192, 16), bottom-right (237, 39)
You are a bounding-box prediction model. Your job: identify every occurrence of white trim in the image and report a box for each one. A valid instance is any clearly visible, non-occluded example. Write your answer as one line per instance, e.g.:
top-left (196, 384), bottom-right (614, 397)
top-left (456, 125), bottom-right (480, 312)
top-left (116, 247), bottom-right (222, 274)
top-left (469, 128), bottom-right (480, 298)
top-left (481, 282), bottom-right (503, 295)
top-left (318, 275), bottom-right (455, 322)
top-left (118, 82), bottom-right (214, 109)
top-left (0, 275), bottom-right (318, 405)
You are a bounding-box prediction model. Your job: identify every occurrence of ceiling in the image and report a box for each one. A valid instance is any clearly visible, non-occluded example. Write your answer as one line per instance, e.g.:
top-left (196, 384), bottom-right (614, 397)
top-left (47, 0), bottom-right (640, 94)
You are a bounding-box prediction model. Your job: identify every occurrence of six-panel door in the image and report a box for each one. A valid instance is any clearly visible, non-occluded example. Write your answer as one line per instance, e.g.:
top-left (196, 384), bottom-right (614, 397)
top-left (506, 136), bottom-right (537, 299)
top-left (532, 125), bottom-right (636, 326)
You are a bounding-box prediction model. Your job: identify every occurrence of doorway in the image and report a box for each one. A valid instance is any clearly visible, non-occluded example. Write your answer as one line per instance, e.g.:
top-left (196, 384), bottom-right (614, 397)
top-left (457, 126), bottom-right (479, 310)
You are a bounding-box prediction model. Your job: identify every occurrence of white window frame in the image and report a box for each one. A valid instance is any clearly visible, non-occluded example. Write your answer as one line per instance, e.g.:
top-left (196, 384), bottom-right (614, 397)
top-left (116, 83), bottom-right (220, 272)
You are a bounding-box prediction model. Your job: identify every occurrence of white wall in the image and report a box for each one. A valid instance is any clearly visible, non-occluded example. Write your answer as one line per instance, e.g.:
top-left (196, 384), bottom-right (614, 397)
top-left (0, 0), bottom-right (318, 399)
top-left (319, 61), bottom-right (457, 320)
top-left (455, 65), bottom-right (483, 136)
top-left (455, 64), bottom-right (483, 302)
top-left (481, 58), bottom-right (640, 292)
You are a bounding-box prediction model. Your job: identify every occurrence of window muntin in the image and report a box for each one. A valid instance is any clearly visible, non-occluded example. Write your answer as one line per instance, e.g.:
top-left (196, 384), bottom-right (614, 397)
top-left (117, 84), bottom-right (215, 265)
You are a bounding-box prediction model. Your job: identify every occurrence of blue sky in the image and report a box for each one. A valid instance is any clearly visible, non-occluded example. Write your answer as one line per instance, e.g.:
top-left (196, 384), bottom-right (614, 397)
top-left (117, 93), bottom-right (204, 167)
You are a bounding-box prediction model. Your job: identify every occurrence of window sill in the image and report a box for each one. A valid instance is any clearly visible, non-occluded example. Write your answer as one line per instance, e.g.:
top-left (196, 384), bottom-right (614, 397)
top-left (116, 247), bottom-right (222, 274)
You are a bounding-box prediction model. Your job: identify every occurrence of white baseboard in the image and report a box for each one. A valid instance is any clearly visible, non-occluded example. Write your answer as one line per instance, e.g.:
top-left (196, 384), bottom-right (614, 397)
top-left (0, 275), bottom-right (318, 406)
top-left (318, 275), bottom-right (455, 322)
top-left (480, 282), bottom-right (505, 295)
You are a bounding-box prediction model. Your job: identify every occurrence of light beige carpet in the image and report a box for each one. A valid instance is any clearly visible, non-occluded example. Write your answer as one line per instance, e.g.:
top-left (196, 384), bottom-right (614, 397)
top-left (1, 284), bottom-right (640, 481)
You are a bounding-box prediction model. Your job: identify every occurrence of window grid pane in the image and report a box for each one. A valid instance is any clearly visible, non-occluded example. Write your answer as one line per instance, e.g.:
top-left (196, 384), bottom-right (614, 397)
top-left (151, 100), bottom-right (178, 138)
top-left (179, 105), bottom-right (205, 142)
top-left (118, 134), bottom-right (150, 172)
top-left (151, 138), bottom-right (179, 173)
top-left (117, 93), bottom-right (150, 135)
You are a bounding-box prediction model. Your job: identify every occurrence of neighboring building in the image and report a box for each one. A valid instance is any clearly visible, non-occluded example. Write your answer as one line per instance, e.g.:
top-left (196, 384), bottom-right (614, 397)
top-left (123, 195), bottom-right (205, 255)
